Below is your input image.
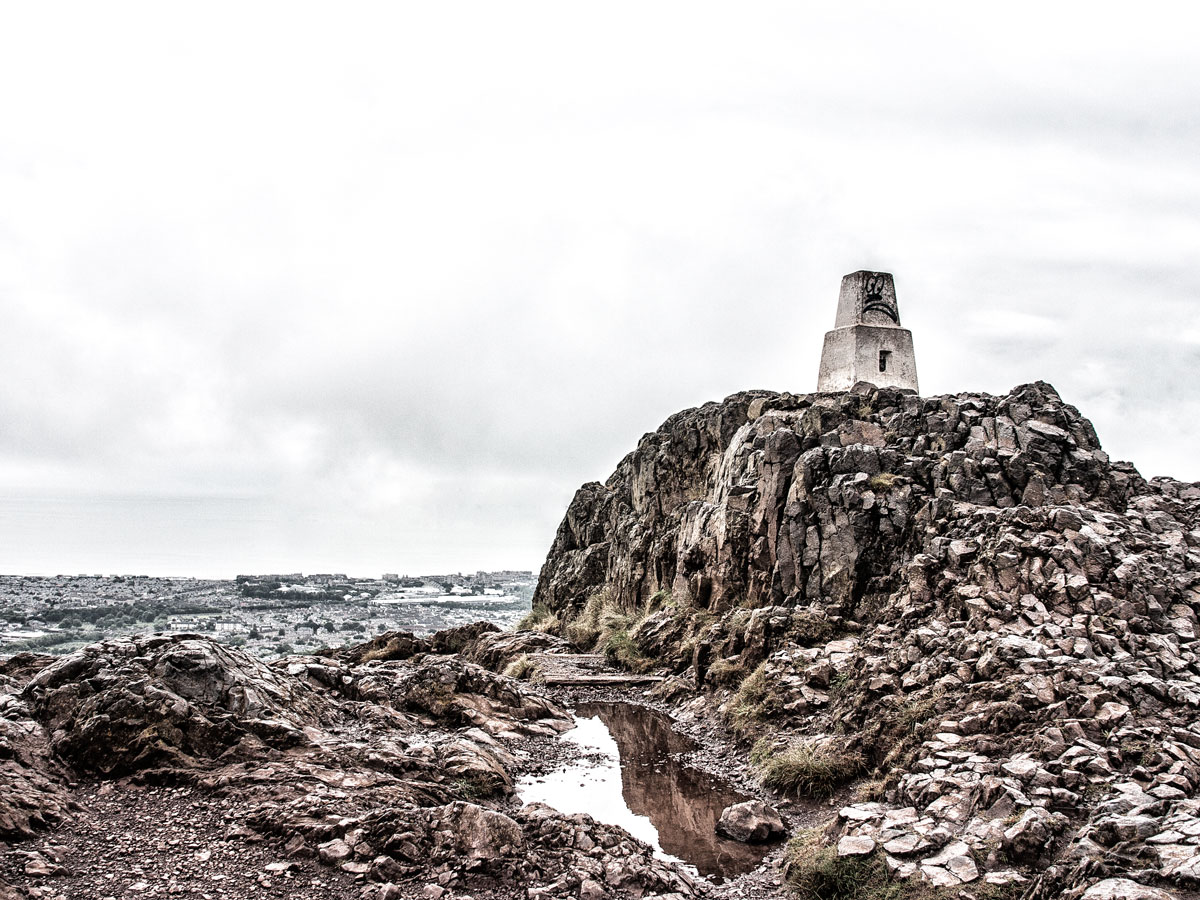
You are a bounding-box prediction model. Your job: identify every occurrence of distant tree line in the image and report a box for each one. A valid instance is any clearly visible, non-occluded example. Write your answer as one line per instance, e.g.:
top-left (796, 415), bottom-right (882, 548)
top-left (237, 582), bottom-right (353, 602)
top-left (33, 602), bottom-right (208, 627)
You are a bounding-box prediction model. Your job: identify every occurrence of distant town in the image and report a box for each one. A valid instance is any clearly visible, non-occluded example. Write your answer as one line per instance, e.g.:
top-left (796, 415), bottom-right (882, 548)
top-left (0, 570), bottom-right (535, 658)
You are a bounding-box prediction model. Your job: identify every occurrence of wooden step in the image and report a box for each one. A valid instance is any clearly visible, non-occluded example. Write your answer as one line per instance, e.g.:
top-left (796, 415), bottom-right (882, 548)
top-left (539, 673), bottom-right (665, 686)
top-left (527, 651), bottom-right (664, 686)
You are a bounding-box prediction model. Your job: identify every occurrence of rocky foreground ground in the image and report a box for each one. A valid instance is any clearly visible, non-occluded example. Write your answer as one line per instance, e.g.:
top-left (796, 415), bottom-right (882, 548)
top-left (4, 381), bottom-right (1200, 900)
top-left (1, 625), bottom-right (730, 900)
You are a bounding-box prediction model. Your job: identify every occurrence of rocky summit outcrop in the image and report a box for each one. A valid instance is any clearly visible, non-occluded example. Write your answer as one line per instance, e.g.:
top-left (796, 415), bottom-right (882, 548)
top-left (534, 381), bottom-right (1200, 898)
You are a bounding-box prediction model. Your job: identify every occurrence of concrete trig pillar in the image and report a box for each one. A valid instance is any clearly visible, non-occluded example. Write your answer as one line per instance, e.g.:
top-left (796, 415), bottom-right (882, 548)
top-left (817, 271), bottom-right (919, 393)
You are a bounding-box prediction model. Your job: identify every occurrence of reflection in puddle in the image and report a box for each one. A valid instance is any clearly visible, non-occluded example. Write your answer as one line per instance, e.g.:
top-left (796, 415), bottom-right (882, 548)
top-left (516, 702), bottom-right (773, 880)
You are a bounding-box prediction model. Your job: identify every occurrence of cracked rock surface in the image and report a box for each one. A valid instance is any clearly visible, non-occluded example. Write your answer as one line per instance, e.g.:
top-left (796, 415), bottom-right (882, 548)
top-left (1, 630), bottom-right (696, 900)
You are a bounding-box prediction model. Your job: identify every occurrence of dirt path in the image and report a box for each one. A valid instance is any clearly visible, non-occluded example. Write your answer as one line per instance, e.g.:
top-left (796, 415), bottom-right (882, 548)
top-left (0, 784), bottom-right (364, 900)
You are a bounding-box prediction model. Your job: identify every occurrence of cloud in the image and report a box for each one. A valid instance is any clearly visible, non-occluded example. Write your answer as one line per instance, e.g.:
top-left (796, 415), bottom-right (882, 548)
top-left (1, 2), bottom-right (1198, 575)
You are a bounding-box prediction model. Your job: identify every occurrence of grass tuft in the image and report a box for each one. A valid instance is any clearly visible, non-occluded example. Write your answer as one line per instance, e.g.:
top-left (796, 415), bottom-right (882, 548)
top-left (750, 735), bottom-right (777, 766)
top-left (757, 740), bottom-right (865, 800)
top-left (725, 661), bottom-right (774, 734)
top-left (786, 831), bottom-right (906, 900)
top-left (562, 587), bottom-right (657, 674)
top-left (867, 472), bottom-right (900, 493)
top-left (647, 588), bottom-right (672, 610)
top-left (517, 604), bottom-right (560, 633)
top-left (502, 653), bottom-right (535, 679)
top-left (600, 628), bottom-right (653, 673)
top-left (791, 611), bottom-right (834, 647)
top-left (706, 656), bottom-right (748, 687)
top-left (564, 589), bottom-right (611, 647)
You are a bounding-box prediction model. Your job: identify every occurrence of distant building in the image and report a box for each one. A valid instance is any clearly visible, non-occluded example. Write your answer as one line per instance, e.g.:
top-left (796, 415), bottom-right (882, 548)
top-left (310, 574), bottom-right (347, 585)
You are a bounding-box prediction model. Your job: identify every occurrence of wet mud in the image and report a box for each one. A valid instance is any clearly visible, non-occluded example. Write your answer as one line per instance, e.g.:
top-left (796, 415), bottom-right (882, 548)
top-left (517, 701), bottom-right (775, 881)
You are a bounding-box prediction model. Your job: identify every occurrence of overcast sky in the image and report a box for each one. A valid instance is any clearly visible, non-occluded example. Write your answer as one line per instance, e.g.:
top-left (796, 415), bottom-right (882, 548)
top-left (1, 2), bottom-right (1198, 578)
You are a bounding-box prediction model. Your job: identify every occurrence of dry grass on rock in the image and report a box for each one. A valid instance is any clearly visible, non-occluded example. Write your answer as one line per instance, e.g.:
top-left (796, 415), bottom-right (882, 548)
top-left (756, 739), bottom-right (865, 800)
top-left (517, 604), bottom-right (560, 633)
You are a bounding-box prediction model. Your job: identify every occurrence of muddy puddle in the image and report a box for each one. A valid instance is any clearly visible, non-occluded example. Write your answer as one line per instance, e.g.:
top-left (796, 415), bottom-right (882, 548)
top-left (516, 701), bottom-right (774, 881)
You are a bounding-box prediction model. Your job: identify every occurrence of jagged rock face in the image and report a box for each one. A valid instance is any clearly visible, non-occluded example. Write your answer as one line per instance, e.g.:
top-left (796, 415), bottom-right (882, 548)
top-left (22, 635), bottom-right (335, 774)
top-left (535, 381), bottom-right (1200, 897)
top-left (536, 381), bottom-right (1136, 626)
top-left (0, 656), bottom-right (75, 839)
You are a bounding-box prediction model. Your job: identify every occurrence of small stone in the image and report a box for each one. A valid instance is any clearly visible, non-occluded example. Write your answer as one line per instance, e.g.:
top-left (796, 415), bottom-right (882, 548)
top-left (881, 807), bottom-right (920, 829)
top-left (1096, 702), bottom-right (1130, 725)
top-left (883, 833), bottom-right (928, 856)
top-left (839, 803), bottom-right (883, 822)
top-left (948, 540), bottom-right (978, 565)
top-left (1147, 830), bottom-right (1187, 844)
top-left (1098, 814), bottom-right (1159, 844)
top-left (318, 838), bottom-right (353, 864)
top-left (1081, 878), bottom-right (1178, 900)
top-left (885, 855), bottom-right (917, 879)
top-left (23, 854), bottom-right (65, 878)
top-left (985, 870), bottom-right (1028, 885)
top-left (837, 835), bottom-right (876, 856)
top-left (1001, 758), bottom-right (1039, 779)
top-left (921, 840), bottom-right (976, 884)
top-left (945, 853), bottom-right (979, 883)
top-left (1150, 784), bottom-right (1187, 800)
top-left (920, 864), bottom-right (957, 888)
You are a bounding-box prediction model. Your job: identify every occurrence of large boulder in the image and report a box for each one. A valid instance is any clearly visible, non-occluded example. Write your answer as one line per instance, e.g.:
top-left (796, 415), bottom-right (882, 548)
top-left (1003, 807), bottom-right (1068, 861)
top-left (715, 800), bottom-right (785, 843)
top-left (21, 635), bottom-right (332, 773)
top-left (353, 656), bottom-right (572, 737)
top-left (439, 802), bottom-right (524, 863)
top-left (465, 629), bottom-right (573, 673)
